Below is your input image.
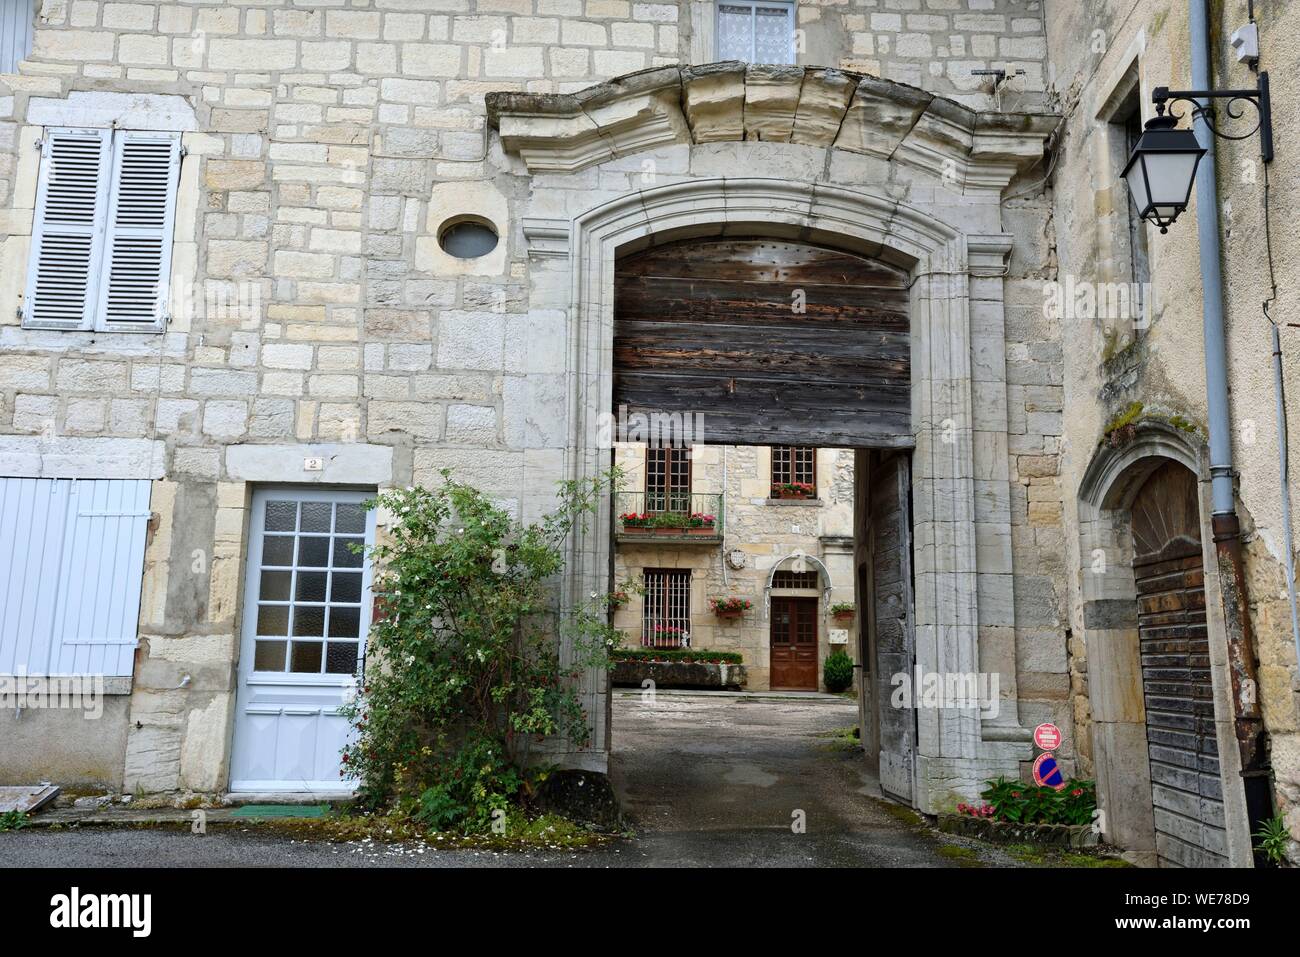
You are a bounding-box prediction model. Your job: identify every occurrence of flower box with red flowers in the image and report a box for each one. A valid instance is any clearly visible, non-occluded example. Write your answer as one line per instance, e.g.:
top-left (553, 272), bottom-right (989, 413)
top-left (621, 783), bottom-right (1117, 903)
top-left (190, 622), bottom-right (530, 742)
top-left (774, 482), bottom-right (815, 500)
top-left (709, 596), bottom-right (752, 619)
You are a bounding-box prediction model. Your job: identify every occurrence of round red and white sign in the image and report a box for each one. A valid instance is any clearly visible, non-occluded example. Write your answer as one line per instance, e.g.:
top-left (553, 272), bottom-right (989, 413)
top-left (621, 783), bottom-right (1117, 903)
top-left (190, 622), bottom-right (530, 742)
top-left (1033, 722), bottom-right (1062, 751)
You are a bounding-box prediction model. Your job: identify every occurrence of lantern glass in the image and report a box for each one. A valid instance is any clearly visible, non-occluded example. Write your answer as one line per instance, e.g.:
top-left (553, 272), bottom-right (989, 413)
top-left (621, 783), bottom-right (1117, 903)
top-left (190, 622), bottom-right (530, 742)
top-left (1121, 116), bottom-right (1206, 231)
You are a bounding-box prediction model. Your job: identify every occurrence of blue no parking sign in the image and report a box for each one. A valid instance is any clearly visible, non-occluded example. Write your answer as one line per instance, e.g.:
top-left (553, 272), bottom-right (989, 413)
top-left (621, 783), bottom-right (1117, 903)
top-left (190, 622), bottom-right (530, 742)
top-left (1032, 752), bottom-right (1066, 790)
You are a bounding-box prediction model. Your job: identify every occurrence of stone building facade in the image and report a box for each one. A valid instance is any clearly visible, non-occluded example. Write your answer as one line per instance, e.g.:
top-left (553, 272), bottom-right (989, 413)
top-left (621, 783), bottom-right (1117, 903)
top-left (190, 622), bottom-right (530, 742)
top-left (0, 0), bottom-right (1294, 866)
top-left (612, 443), bottom-right (857, 692)
top-left (1046, 0), bottom-right (1300, 867)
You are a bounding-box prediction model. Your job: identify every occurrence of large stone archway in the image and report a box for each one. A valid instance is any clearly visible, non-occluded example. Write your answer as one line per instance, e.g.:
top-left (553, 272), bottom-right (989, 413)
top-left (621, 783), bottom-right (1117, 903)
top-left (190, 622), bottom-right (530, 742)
top-left (1076, 422), bottom-right (1253, 865)
top-left (492, 66), bottom-right (1056, 812)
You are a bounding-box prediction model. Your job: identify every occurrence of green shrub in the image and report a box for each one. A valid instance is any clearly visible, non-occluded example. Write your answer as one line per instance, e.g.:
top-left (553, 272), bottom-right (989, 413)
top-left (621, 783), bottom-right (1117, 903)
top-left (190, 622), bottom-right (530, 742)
top-left (823, 650), bottom-right (854, 692)
top-left (341, 468), bottom-right (623, 834)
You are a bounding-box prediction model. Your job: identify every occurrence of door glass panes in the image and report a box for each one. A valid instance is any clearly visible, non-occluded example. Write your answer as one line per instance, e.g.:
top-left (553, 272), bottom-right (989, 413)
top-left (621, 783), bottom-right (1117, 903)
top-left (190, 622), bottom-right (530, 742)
top-left (716, 1), bottom-right (794, 64)
top-left (252, 497), bottom-right (369, 676)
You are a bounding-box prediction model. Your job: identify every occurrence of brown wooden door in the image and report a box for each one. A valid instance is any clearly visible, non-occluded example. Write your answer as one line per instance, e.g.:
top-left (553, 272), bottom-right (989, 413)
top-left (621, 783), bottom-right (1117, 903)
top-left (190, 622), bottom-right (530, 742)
top-left (1132, 461), bottom-right (1228, 868)
top-left (770, 597), bottom-right (818, 690)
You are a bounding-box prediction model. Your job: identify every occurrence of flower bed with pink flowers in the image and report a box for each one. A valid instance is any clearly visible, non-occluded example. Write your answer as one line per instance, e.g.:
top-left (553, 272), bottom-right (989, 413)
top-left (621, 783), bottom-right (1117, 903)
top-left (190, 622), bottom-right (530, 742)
top-left (937, 776), bottom-right (1100, 848)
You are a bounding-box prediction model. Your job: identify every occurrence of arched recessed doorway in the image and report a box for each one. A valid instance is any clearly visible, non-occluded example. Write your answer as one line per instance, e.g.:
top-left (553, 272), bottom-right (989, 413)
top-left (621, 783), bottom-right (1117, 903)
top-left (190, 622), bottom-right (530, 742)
top-left (1076, 424), bottom-right (1252, 866)
top-left (1131, 461), bottom-right (1229, 867)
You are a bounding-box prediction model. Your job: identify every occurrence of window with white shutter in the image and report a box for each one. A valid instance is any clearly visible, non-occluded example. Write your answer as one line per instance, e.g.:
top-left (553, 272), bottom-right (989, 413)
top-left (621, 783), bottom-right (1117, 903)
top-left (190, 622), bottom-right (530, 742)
top-left (0, 0), bottom-right (34, 74)
top-left (22, 127), bottom-right (181, 333)
top-left (22, 128), bottom-right (111, 330)
top-left (97, 131), bottom-right (181, 332)
top-left (0, 478), bottom-right (151, 678)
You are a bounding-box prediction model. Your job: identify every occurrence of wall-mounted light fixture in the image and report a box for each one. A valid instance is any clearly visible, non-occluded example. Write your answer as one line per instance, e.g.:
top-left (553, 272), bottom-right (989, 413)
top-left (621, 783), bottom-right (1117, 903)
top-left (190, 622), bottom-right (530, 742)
top-left (1121, 71), bottom-right (1272, 233)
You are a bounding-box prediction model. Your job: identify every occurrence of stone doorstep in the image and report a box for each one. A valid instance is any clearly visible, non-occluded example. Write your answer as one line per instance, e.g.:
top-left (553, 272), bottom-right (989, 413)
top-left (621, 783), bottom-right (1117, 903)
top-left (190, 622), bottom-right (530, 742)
top-left (26, 799), bottom-right (351, 828)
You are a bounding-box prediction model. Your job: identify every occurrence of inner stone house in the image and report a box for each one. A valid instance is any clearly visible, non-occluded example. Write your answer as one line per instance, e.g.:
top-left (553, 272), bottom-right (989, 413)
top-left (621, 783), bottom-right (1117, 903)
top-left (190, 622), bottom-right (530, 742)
top-left (611, 441), bottom-right (858, 692)
top-left (0, 0), bottom-right (1296, 867)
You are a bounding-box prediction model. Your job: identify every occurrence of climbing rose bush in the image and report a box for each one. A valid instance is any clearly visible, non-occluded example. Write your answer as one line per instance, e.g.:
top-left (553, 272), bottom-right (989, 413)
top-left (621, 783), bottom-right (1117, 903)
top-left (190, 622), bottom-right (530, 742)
top-left (341, 469), bottom-right (623, 832)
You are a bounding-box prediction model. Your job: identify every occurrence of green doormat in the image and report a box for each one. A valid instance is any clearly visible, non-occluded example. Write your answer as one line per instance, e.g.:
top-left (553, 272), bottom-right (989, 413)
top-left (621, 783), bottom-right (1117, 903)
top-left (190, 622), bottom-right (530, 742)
top-left (230, 804), bottom-right (330, 819)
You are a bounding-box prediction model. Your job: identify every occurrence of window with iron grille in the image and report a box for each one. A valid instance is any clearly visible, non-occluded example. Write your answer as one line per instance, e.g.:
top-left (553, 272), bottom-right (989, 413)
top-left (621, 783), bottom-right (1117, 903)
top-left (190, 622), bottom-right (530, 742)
top-left (716, 1), bottom-right (796, 64)
top-left (771, 446), bottom-right (816, 497)
top-left (643, 569), bottom-right (691, 648)
top-left (772, 569), bottom-right (820, 589)
top-left (646, 446), bottom-right (692, 512)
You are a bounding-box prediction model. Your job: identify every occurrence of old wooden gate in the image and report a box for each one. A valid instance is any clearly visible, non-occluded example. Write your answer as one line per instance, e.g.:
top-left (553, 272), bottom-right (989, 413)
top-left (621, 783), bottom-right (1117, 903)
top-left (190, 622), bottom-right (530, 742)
top-left (1131, 461), bottom-right (1228, 867)
top-left (869, 452), bottom-right (916, 803)
top-left (613, 238), bottom-right (911, 448)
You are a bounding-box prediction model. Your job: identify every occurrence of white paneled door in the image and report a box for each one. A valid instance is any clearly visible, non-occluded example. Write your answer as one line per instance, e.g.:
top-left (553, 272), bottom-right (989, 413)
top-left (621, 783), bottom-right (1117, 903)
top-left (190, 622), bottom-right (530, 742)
top-left (230, 488), bottom-right (376, 793)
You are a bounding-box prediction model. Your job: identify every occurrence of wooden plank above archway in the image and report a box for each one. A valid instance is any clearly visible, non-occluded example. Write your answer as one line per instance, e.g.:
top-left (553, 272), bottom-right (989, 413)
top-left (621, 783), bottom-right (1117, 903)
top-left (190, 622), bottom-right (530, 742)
top-left (613, 237), bottom-right (912, 448)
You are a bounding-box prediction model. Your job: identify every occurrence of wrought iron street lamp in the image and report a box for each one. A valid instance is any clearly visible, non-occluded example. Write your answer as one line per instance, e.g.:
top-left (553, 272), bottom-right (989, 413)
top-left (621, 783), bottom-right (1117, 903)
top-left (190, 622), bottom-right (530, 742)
top-left (1122, 71), bottom-right (1272, 233)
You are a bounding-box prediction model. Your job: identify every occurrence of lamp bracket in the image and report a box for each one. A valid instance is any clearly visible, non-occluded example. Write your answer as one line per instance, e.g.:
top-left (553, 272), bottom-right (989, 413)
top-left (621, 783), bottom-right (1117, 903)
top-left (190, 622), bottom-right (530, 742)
top-left (1152, 71), bottom-right (1273, 163)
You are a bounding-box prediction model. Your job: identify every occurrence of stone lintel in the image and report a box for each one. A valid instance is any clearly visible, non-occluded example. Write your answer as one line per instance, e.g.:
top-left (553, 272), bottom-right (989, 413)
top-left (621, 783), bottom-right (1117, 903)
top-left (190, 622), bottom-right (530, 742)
top-left (489, 63), bottom-right (1057, 190)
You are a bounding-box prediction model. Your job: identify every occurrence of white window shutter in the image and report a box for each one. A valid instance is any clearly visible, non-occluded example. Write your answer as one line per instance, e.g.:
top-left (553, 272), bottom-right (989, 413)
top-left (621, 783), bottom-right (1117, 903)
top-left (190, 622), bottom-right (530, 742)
top-left (0, 478), bottom-right (72, 675)
top-left (95, 130), bottom-right (181, 333)
top-left (49, 479), bottom-right (152, 677)
top-left (0, 478), bottom-right (149, 678)
top-left (22, 127), bottom-right (111, 330)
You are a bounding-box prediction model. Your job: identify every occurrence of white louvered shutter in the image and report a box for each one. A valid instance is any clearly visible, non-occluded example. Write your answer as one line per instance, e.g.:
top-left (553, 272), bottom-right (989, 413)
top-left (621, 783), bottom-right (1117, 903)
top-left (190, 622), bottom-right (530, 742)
top-left (22, 128), bottom-right (111, 330)
top-left (96, 130), bottom-right (181, 332)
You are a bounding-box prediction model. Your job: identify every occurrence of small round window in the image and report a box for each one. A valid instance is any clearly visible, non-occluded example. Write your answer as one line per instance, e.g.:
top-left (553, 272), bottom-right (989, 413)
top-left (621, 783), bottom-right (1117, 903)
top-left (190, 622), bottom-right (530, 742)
top-left (438, 217), bottom-right (499, 259)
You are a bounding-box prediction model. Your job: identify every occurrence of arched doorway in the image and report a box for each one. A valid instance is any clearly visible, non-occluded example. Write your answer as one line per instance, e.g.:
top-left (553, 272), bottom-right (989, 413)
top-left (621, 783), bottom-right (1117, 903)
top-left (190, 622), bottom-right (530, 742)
top-left (1076, 423), bottom-right (1251, 866)
top-left (1131, 461), bottom-right (1229, 867)
top-left (609, 232), bottom-right (919, 790)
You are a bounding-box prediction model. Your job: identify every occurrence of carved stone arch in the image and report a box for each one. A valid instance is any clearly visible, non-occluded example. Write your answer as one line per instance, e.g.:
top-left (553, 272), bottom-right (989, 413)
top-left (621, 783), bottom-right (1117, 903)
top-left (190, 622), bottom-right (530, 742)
top-left (519, 170), bottom-right (1031, 812)
top-left (1074, 421), bottom-right (1252, 865)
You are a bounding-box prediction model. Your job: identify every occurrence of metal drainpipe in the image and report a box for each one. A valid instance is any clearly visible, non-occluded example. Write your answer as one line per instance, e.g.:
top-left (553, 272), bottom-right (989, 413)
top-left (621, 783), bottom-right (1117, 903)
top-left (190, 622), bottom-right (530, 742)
top-left (1189, 0), bottom-right (1272, 852)
top-left (1271, 325), bottom-right (1300, 678)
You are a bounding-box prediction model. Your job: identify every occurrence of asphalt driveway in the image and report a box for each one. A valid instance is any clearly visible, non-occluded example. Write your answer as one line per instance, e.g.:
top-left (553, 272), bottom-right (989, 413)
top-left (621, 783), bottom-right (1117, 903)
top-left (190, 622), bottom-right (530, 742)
top-left (1, 692), bottom-right (1040, 868)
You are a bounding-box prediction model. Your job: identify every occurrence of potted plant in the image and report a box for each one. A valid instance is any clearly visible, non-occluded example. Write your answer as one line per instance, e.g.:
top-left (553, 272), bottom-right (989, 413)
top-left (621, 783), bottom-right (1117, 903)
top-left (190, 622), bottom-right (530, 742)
top-left (686, 512), bottom-right (717, 535)
top-left (650, 512), bottom-right (689, 534)
top-left (823, 649), bottom-right (854, 692)
top-left (650, 623), bottom-right (685, 647)
top-left (830, 601), bottom-right (855, 622)
top-left (775, 481), bottom-right (815, 500)
top-left (710, 596), bottom-right (752, 619)
top-left (620, 511), bottom-right (651, 533)
top-left (608, 589), bottom-right (630, 610)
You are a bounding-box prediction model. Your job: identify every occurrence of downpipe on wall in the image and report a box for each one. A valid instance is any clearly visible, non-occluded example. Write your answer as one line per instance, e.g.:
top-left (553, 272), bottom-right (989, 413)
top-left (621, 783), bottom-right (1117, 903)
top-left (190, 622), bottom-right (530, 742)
top-left (1189, 0), bottom-right (1273, 856)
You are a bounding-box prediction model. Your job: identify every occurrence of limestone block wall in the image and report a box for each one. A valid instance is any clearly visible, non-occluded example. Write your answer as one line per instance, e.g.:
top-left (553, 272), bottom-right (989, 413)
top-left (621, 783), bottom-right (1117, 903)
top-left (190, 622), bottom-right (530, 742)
top-left (611, 443), bottom-right (857, 691)
top-left (0, 1), bottom-right (1053, 793)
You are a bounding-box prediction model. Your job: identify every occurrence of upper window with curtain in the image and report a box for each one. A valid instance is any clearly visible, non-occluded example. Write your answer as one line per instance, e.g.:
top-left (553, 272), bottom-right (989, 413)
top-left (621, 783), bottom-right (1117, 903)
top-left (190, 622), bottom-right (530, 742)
top-left (717, 1), bottom-right (796, 65)
top-left (22, 127), bottom-right (182, 333)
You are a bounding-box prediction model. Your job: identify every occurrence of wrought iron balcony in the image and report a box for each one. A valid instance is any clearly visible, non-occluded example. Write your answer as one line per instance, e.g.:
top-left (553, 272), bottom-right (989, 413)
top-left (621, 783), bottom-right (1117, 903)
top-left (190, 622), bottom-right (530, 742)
top-left (615, 492), bottom-right (724, 544)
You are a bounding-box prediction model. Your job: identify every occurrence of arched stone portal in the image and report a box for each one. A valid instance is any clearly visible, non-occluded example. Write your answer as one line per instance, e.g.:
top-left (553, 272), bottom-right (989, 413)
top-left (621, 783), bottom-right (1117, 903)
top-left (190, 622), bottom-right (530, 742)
top-left (492, 65), bottom-right (1057, 813)
top-left (1076, 422), bottom-right (1253, 865)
